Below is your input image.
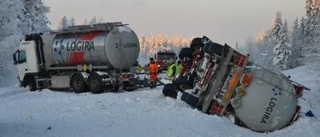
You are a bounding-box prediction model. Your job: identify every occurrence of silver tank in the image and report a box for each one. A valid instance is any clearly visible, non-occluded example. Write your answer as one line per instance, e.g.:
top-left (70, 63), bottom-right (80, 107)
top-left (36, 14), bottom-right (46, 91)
top-left (234, 68), bottom-right (297, 132)
top-left (45, 25), bottom-right (140, 70)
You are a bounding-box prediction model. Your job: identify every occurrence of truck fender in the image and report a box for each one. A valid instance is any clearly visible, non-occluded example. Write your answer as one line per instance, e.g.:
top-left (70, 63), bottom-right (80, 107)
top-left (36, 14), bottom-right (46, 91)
top-left (70, 72), bottom-right (89, 82)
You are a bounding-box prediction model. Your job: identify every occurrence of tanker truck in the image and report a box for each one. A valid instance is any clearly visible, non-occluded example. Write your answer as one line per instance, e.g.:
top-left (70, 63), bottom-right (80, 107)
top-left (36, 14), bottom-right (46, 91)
top-left (12, 22), bottom-right (141, 93)
top-left (162, 36), bottom-right (309, 132)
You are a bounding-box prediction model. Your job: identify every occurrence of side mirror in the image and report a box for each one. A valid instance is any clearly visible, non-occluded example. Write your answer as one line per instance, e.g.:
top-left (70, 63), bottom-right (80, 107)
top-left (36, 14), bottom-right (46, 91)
top-left (13, 50), bottom-right (19, 65)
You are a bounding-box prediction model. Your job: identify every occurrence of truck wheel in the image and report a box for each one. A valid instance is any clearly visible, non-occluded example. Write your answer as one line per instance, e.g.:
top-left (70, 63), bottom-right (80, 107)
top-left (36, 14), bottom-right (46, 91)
top-left (175, 77), bottom-right (191, 92)
top-left (123, 81), bottom-right (135, 92)
top-left (175, 75), bottom-right (196, 92)
top-left (190, 38), bottom-right (204, 51)
top-left (181, 91), bottom-right (190, 102)
top-left (162, 84), bottom-right (177, 99)
top-left (26, 76), bottom-right (37, 91)
top-left (70, 73), bottom-right (87, 93)
top-left (87, 73), bottom-right (103, 94)
top-left (203, 42), bottom-right (224, 56)
top-left (185, 94), bottom-right (200, 108)
top-left (178, 48), bottom-right (193, 60)
top-left (113, 84), bottom-right (119, 92)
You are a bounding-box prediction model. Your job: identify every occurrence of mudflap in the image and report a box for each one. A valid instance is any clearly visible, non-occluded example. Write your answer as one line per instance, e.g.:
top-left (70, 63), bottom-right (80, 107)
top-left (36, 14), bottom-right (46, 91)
top-left (122, 81), bottom-right (137, 92)
top-left (123, 85), bottom-right (137, 91)
top-left (162, 83), bottom-right (178, 99)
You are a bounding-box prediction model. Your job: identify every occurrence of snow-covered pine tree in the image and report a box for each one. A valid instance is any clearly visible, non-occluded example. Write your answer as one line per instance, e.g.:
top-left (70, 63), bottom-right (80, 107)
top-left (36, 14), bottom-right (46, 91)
top-left (289, 18), bottom-right (304, 68)
top-left (0, 0), bottom-right (23, 39)
top-left (138, 36), bottom-right (148, 59)
top-left (137, 34), bottom-right (190, 65)
top-left (20, 0), bottom-right (50, 35)
top-left (82, 18), bottom-right (88, 25)
top-left (255, 29), bottom-right (270, 68)
top-left (303, 0), bottom-right (320, 64)
top-left (242, 37), bottom-right (258, 63)
top-left (58, 15), bottom-right (68, 29)
top-left (89, 16), bottom-right (97, 25)
top-left (98, 17), bottom-right (105, 23)
top-left (271, 13), bottom-right (292, 71)
top-left (68, 17), bottom-right (75, 26)
top-left (234, 42), bottom-right (239, 50)
top-left (0, 0), bottom-right (25, 87)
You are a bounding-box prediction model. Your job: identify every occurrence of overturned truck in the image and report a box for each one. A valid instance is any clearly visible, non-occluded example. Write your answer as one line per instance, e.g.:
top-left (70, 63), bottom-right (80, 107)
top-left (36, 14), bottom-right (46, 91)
top-left (162, 36), bottom-right (309, 132)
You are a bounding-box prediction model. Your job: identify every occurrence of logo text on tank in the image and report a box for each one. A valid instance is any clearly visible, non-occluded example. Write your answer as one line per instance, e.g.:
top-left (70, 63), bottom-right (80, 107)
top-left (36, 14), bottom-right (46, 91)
top-left (260, 87), bottom-right (281, 124)
top-left (67, 41), bottom-right (95, 51)
top-left (123, 43), bottom-right (137, 48)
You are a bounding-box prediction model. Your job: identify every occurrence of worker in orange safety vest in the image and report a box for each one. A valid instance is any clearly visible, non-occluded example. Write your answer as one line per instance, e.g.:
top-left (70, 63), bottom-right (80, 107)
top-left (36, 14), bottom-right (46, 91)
top-left (148, 57), bottom-right (159, 88)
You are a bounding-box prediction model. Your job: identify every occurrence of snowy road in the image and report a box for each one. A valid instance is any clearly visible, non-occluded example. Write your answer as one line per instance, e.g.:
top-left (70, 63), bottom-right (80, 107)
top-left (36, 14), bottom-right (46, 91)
top-left (0, 65), bottom-right (320, 137)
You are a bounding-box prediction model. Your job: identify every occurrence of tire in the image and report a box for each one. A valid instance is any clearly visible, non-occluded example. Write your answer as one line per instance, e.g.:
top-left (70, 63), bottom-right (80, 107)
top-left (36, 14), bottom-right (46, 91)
top-left (113, 84), bottom-right (119, 92)
top-left (185, 94), bottom-right (199, 108)
top-left (70, 73), bottom-right (87, 93)
top-left (87, 72), bottom-right (103, 94)
top-left (175, 74), bottom-right (196, 91)
top-left (123, 81), bottom-right (136, 92)
top-left (162, 84), bottom-right (177, 99)
top-left (181, 91), bottom-right (190, 102)
top-left (187, 73), bottom-right (196, 87)
top-left (190, 37), bottom-right (204, 51)
top-left (175, 76), bottom-right (191, 92)
top-left (178, 48), bottom-right (193, 60)
top-left (203, 42), bottom-right (224, 56)
top-left (26, 76), bottom-right (37, 91)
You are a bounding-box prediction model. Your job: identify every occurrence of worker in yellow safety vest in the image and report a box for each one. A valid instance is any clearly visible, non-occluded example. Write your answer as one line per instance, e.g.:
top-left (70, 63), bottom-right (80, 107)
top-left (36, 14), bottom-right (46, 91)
top-left (167, 60), bottom-right (183, 80)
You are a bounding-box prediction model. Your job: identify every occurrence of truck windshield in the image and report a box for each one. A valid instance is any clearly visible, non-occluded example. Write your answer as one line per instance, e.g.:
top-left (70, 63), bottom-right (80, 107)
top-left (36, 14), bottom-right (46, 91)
top-left (157, 53), bottom-right (175, 60)
top-left (13, 50), bottom-right (26, 64)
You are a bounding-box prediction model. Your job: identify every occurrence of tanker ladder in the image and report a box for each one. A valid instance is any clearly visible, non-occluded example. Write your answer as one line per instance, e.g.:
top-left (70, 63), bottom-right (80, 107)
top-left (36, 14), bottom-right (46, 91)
top-left (192, 53), bottom-right (218, 97)
top-left (52, 22), bottom-right (126, 34)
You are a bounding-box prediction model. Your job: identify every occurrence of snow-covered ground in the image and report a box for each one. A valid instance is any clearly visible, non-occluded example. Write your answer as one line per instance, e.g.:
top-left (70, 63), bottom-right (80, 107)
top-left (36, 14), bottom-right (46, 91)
top-left (0, 65), bottom-right (319, 137)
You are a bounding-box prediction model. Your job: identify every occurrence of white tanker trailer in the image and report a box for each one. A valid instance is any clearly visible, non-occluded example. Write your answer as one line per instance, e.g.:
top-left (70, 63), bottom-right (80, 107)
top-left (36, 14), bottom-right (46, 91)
top-left (162, 36), bottom-right (309, 132)
top-left (13, 22), bottom-right (141, 93)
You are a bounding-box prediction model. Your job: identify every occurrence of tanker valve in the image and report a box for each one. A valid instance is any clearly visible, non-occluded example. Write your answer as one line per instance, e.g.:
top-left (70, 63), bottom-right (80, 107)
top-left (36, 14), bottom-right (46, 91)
top-left (240, 73), bottom-right (252, 87)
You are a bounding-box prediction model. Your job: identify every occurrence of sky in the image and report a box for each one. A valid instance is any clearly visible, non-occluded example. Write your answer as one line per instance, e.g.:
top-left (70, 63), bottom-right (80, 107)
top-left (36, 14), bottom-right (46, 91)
top-left (0, 64), bottom-right (319, 137)
top-left (44, 0), bottom-right (306, 46)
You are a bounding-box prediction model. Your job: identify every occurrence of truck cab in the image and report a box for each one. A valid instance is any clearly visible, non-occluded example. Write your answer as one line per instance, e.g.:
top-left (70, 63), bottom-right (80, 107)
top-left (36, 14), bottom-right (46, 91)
top-left (13, 38), bottom-right (43, 91)
top-left (13, 41), bottom-right (39, 79)
top-left (154, 50), bottom-right (176, 72)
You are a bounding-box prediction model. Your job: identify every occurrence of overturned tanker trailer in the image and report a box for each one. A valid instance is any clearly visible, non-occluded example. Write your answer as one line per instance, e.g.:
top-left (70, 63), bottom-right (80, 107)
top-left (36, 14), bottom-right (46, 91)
top-left (162, 36), bottom-right (309, 132)
top-left (13, 22), bottom-right (145, 93)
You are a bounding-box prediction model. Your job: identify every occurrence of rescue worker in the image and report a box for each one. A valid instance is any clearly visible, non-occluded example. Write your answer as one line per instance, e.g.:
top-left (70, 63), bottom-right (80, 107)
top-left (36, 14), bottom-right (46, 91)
top-left (167, 62), bottom-right (176, 78)
top-left (148, 57), bottom-right (158, 88)
top-left (167, 60), bottom-right (183, 80)
top-left (176, 60), bottom-right (183, 75)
